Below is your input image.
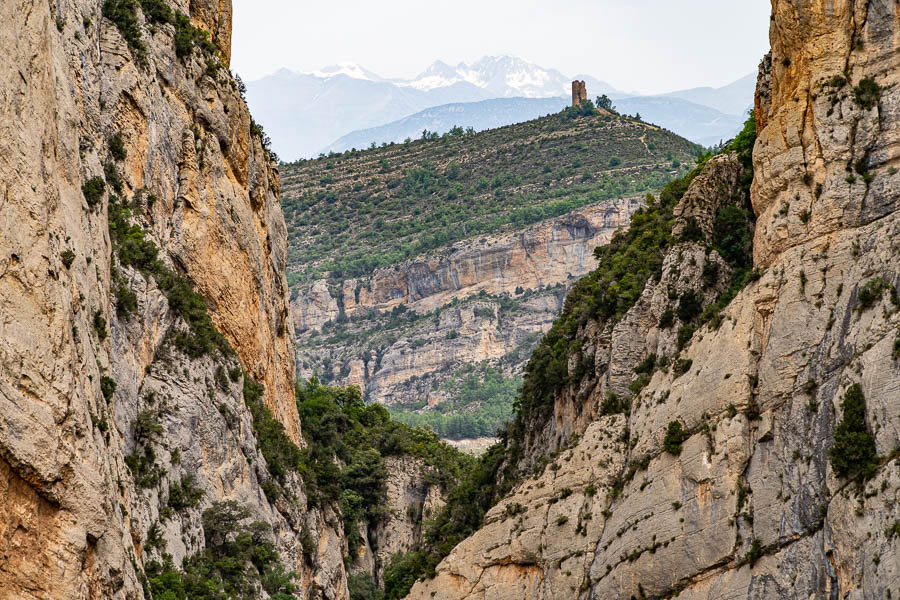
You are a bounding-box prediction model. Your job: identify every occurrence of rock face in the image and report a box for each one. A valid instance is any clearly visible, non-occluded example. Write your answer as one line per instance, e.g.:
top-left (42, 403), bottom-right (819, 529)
top-left (406, 3), bottom-right (900, 597)
top-left (355, 456), bottom-right (446, 584)
top-left (294, 198), bottom-right (641, 407)
top-left (0, 0), bottom-right (345, 597)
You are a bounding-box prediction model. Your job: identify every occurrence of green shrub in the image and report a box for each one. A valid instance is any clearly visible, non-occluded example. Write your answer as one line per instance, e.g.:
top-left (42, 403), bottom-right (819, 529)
top-left (82, 177), bottom-right (105, 208)
top-left (599, 393), bottom-right (630, 416)
top-left (61, 250), bottom-right (76, 269)
top-left (382, 551), bottom-right (439, 600)
top-left (679, 216), bottom-right (704, 242)
top-left (677, 289), bottom-right (702, 322)
top-left (857, 277), bottom-right (885, 312)
top-left (134, 409), bottom-right (163, 440)
top-left (109, 134), bottom-right (127, 161)
top-left (702, 261), bottom-right (720, 289)
top-left (854, 77), bottom-right (881, 110)
top-left (712, 206), bottom-right (753, 267)
top-left (100, 376), bottom-right (117, 401)
top-left (104, 161), bottom-right (123, 194)
top-left (168, 474), bottom-right (204, 510)
top-left (633, 354), bottom-right (657, 375)
top-left (348, 573), bottom-right (384, 600)
top-left (676, 324), bottom-right (695, 350)
top-left (139, 0), bottom-right (172, 24)
top-left (93, 310), bottom-right (108, 340)
top-left (125, 445), bottom-right (162, 488)
top-left (673, 358), bottom-right (692, 377)
top-left (746, 537), bottom-right (763, 566)
top-left (658, 307), bottom-right (675, 329)
top-left (663, 420), bottom-right (689, 455)
top-left (829, 384), bottom-right (877, 480)
top-left (115, 282), bottom-right (138, 317)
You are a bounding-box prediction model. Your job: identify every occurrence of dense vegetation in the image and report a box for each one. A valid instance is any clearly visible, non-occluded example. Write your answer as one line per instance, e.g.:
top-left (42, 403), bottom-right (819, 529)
top-left (144, 501), bottom-right (296, 600)
top-left (240, 376), bottom-right (473, 564)
top-left (281, 108), bottom-right (699, 284)
top-left (295, 380), bottom-right (473, 551)
top-left (389, 366), bottom-right (520, 439)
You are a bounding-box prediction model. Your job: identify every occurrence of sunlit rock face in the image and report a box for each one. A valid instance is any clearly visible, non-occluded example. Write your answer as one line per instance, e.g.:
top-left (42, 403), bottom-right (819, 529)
top-left (407, 3), bottom-right (900, 597)
top-left (0, 0), bottom-right (353, 597)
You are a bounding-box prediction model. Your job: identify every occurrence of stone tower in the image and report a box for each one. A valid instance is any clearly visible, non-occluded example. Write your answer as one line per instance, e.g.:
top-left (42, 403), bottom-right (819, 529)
top-left (572, 80), bottom-right (587, 106)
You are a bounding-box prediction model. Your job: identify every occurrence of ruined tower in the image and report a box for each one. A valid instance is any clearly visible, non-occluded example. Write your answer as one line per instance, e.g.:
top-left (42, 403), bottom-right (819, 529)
top-left (572, 80), bottom-right (587, 106)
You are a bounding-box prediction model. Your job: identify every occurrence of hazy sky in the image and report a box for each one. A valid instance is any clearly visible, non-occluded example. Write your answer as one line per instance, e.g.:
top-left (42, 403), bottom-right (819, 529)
top-left (232, 0), bottom-right (771, 95)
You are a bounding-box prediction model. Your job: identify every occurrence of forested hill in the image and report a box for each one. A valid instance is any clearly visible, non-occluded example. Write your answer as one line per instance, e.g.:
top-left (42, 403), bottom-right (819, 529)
top-left (280, 105), bottom-right (702, 286)
top-left (280, 103), bottom-right (703, 442)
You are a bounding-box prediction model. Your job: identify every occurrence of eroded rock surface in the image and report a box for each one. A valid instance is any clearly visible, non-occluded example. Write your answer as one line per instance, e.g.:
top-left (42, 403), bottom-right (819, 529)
top-left (408, 3), bottom-right (900, 597)
top-left (0, 0), bottom-right (339, 597)
top-left (295, 199), bottom-right (642, 407)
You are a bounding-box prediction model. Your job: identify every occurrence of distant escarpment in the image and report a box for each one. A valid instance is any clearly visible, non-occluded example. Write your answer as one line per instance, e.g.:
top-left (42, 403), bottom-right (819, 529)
top-left (293, 198), bottom-right (639, 411)
top-left (405, 2), bottom-right (900, 599)
top-left (282, 102), bottom-right (699, 435)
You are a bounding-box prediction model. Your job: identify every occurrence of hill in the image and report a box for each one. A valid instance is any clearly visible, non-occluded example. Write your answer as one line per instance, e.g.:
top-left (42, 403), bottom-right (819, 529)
top-left (323, 97), bottom-right (569, 154)
top-left (280, 106), bottom-right (701, 437)
top-left (324, 94), bottom-right (746, 154)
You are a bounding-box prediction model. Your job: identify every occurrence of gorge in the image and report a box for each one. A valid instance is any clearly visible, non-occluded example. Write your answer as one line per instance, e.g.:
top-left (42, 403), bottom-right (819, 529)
top-left (1, 1), bottom-right (899, 600)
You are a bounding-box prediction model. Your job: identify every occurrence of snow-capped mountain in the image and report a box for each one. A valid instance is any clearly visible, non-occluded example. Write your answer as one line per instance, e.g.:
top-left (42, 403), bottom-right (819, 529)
top-left (399, 56), bottom-right (628, 100)
top-left (306, 62), bottom-right (383, 82)
top-left (244, 56), bottom-right (753, 160)
top-left (403, 56), bottom-right (582, 98)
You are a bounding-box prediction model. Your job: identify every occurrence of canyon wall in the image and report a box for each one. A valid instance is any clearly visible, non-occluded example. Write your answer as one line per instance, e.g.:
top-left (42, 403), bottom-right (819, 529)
top-left (0, 0), bottom-right (338, 597)
top-left (407, 2), bottom-right (900, 597)
top-left (294, 198), bottom-right (641, 407)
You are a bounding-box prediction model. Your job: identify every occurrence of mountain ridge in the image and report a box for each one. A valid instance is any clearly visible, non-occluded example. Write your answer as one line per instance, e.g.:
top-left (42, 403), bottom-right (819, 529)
top-left (246, 55), bottom-right (754, 159)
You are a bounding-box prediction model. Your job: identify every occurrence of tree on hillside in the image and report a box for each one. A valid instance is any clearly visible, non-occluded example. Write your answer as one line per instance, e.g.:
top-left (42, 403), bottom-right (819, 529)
top-left (596, 94), bottom-right (616, 113)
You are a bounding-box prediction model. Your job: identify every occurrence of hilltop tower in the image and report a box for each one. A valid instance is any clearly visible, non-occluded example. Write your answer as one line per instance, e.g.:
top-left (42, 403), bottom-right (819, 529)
top-left (572, 80), bottom-right (587, 106)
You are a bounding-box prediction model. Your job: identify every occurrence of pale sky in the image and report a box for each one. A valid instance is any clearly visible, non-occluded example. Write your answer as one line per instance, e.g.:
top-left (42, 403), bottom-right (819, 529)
top-left (232, 0), bottom-right (771, 94)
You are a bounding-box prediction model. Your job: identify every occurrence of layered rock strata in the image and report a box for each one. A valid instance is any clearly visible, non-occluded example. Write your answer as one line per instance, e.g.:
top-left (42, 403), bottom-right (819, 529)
top-left (295, 198), bottom-right (642, 407)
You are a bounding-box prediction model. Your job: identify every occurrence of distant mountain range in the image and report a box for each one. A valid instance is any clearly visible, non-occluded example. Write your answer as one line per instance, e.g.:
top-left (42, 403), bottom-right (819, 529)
top-left (324, 95), bottom-right (747, 154)
top-left (323, 97), bottom-right (569, 154)
top-left (246, 56), bottom-right (753, 160)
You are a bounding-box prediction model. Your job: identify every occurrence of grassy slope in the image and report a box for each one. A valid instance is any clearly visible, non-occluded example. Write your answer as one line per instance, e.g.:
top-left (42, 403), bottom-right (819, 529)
top-left (280, 108), bottom-right (702, 285)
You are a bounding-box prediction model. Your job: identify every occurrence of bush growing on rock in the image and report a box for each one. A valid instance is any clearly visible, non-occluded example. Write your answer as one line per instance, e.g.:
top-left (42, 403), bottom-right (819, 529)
top-left (829, 384), bottom-right (877, 480)
top-left (82, 176), bottom-right (105, 208)
top-left (664, 421), bottom-right (689, 455)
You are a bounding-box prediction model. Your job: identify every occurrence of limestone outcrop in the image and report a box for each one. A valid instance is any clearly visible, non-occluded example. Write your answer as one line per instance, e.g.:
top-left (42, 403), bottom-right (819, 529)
top-left (354, 456), bottom-right (446, 584)
top-left (407, 2), bottom-right (900, 597)
top-left (0, 0), bottom-right (336, 597)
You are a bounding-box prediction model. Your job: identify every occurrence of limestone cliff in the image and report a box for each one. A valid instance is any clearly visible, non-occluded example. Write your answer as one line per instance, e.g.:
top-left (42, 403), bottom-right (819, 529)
top-left (294, 198), bottom-right (641, 409)
top-left (0, 0), bottom-right (343, 597)
top-left (407, 2), bottom-right (900, 598)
